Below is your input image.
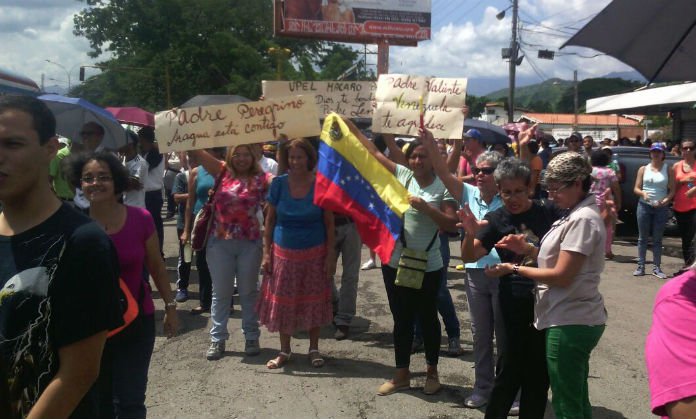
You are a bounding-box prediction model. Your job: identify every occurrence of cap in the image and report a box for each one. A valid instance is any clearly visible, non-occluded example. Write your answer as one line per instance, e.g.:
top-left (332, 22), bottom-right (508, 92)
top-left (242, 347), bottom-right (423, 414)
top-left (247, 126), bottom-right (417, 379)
top-left (545, 151), bottom-right (592, 183)
top-left (463, 128), bottom-right (483, 142)
top-left (650, 142), bottom-right (666, 152)
top-left (568, 132), bottom-right (583, 141)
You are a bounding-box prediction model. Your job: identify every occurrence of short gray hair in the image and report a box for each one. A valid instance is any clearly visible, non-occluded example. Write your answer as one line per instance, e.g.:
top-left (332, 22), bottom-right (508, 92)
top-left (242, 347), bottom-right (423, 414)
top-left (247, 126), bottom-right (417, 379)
top-left (493, 157), bottom-right (531, 186)
top-left (476, 151), bottom-right (503, 168)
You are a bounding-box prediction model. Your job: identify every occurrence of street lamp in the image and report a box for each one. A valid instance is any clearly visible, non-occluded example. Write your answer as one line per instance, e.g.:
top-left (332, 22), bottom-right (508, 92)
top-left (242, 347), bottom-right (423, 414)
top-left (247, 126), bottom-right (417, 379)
top-left (45, 59), bottom-right (80, 91)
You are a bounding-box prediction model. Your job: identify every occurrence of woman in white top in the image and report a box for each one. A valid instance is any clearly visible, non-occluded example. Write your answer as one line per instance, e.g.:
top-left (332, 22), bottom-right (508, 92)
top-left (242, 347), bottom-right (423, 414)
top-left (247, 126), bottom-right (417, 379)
top-left (633, 143), bottom-right (675, 278)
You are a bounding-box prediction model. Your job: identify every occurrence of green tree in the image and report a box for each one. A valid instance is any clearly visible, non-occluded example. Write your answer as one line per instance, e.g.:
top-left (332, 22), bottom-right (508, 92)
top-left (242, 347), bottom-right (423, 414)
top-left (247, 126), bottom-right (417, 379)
top-left (72, 0), bottom-right (367, 109)
top-left (556, 77), bottom-right (642, 113)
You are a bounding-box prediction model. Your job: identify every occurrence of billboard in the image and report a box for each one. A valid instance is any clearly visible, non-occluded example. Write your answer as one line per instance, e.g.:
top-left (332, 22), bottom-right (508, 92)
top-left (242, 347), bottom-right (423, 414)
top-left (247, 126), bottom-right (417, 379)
top-left (275, 0), bottom-right (431, 45)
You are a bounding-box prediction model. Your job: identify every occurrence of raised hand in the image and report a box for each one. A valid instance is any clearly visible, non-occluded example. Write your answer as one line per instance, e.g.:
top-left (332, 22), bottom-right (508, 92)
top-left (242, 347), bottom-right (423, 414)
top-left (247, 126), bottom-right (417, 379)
top-left (496, 234), bottom-right (532, 255)
top-left (457, 204), bottom-right (488, 236)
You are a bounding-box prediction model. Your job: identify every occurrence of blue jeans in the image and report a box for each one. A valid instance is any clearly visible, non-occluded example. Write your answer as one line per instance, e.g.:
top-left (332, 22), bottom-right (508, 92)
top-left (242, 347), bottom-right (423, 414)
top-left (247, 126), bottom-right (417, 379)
top-left (106, 315), bottom-right (156, 419)
top-left (415, 233), bottom-right (461, 340)
top-left (206, 236), bottom-right (262, 342)
top-left (636, 201), bottom-right (669, 267)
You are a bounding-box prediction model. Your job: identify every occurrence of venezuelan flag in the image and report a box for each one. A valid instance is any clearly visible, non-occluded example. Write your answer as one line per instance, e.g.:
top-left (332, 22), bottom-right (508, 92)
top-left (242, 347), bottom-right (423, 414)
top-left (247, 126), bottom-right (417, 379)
top-left (314, 113), bottom-right (410, 262)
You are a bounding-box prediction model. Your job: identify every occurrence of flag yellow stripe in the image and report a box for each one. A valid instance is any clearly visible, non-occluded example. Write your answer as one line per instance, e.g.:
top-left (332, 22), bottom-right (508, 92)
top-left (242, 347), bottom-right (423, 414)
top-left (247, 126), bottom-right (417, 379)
top-left (320, 114), bottom-right (410, 217)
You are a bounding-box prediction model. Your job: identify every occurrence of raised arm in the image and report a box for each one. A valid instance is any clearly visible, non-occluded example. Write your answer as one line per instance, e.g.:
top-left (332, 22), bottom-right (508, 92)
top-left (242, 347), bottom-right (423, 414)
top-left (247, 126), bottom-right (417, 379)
top-left (518, 123), bottom-right (538, 162)
top-left (418, 127), bottom-right (463, 203)
top-left (447, 138), bottom-right (462, 174)
top-left (342, 117), bottom-right (397, 174)
top-left (180, 167), bottom-right (198, 243)
top-left (188, 149), bottom-right (224, 177)
top-left (383, 134), bottom-right (407, 165)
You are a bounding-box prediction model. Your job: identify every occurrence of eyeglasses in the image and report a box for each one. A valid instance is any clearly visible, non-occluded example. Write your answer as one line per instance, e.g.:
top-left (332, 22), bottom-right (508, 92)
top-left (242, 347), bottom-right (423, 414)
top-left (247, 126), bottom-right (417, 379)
top-left (231, 153), bottom-right (252, 159)
top-left (499, 189), bottom-right (528, 199)
top-left (473, 167), bottom-right (495, 175)
top-left (544, 183), bottom-right (571, 195)
top-left (81, 175), bottom-right (113, 184)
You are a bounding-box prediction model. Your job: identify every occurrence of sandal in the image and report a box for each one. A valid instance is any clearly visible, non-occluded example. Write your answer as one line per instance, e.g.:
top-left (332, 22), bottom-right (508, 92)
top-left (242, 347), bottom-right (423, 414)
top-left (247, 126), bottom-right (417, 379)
top-left (308, 349), bottom-right (325, 368)
top-left (266, 351), bottom-right (291, 369)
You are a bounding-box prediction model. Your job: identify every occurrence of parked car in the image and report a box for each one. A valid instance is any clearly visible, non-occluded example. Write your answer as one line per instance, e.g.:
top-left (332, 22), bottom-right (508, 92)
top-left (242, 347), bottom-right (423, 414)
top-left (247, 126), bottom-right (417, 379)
top-left (550, 146), bottom-right (678, 233)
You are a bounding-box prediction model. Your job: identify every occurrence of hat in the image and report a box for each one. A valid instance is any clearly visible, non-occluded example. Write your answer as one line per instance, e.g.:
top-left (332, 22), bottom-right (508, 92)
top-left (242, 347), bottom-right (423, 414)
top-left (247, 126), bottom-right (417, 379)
top-left (650, 142), bottom-right (666, 152)
top-left (463, 128), bottom-right (483, 142)
top-left (545, 151), bottom-right (592, 183)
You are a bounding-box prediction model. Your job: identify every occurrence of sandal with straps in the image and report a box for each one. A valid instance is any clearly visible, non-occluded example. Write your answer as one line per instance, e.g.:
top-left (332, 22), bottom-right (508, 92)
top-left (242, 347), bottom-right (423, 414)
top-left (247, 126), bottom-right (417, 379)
top-left (266, 351), bottom-right (291, 369)
top-left (308, 349), bottom-right (325, 368)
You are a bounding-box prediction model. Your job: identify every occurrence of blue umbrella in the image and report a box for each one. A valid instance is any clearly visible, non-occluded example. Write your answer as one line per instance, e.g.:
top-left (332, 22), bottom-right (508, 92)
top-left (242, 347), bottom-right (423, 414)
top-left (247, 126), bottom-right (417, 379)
top-left (39, 94), bottom-right (128, 150)
top-left (463, 118), bottom-right (510, 145)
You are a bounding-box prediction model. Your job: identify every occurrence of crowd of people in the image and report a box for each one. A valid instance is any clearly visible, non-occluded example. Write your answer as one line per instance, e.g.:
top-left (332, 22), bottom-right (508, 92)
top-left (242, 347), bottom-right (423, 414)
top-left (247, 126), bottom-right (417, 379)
top-left (2, 94), bottom-right (696, 419)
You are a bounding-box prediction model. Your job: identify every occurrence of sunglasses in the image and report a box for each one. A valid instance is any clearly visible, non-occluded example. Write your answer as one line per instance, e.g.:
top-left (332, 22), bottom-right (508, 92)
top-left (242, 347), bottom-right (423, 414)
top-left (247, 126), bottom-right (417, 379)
top-left (80, 131), bottom-right (98, 136)
top-left (683, 146), bottom-right (695, 151)
top-left (473, 167), bottom-right (495, 175)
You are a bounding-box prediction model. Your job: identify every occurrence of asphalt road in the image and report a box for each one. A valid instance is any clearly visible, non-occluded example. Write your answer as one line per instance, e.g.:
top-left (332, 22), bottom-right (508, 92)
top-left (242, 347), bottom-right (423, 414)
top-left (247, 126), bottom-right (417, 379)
top-left (144, 218), bottom-right (676, 419)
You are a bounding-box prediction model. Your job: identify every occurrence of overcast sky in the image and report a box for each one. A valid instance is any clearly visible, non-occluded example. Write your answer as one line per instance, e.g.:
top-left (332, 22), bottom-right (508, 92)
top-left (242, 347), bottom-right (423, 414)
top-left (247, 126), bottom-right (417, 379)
top-left (1, 0), bottom-right (635, 95)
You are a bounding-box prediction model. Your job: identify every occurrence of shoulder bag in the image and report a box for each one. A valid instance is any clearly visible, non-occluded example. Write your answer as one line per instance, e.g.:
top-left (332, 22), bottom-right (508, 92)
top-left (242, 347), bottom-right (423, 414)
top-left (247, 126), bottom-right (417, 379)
top-left (191, 165), bottom-right (227, 251)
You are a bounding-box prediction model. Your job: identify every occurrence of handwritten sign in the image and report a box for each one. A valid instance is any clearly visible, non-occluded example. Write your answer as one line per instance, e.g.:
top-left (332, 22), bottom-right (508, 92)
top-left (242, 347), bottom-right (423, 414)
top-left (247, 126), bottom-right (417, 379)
top-left (372, 74), bottom-right (468, 139)
top-left (262, 80), bottom-right (377, 119)
top-left (155, 96), bottom-right (321, 153)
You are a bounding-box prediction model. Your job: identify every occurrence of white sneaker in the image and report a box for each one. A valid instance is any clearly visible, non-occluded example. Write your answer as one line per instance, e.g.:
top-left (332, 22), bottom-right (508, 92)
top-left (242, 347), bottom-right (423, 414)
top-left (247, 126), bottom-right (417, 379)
top-left (508, 400), bottom-right (520, 416)
top-left (464, 393), bottom-right (488, 408)
top-left (360, 260), bottom-right (376, 270)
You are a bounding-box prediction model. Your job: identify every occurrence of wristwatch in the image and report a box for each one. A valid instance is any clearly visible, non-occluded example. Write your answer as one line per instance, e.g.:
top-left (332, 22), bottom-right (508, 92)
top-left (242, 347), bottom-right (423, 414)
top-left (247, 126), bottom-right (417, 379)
top-left (165, 301), bottom-right (177, 310)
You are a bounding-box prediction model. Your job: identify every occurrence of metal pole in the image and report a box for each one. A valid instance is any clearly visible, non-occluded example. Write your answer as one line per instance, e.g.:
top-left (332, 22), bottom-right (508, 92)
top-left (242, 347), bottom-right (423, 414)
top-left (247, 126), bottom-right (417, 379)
top-left (507, 0), bottom-right (518, 123)
top-left (377, 40), bottom-right (389, 75)
top-left (573, 70), bottom-right (578, 130)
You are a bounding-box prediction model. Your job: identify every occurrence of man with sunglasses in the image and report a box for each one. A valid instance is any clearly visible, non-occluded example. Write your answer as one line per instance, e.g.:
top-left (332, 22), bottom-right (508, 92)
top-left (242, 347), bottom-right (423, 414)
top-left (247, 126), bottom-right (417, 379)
top-left (0, 95), bottom-right (122, 418)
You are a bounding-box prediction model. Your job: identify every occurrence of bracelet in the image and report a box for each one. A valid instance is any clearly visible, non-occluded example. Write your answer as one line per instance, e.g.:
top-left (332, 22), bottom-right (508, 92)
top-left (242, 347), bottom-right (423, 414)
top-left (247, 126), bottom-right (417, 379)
top-left (165, 301), bottom-right (177, 310)
top-left (512, 264), bottom-right (520, 275)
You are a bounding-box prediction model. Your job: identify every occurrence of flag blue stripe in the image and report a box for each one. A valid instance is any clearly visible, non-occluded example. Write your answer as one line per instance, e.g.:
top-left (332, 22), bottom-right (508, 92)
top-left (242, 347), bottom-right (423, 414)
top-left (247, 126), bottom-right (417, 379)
top-left (317, 142), bottom-right (401, 240)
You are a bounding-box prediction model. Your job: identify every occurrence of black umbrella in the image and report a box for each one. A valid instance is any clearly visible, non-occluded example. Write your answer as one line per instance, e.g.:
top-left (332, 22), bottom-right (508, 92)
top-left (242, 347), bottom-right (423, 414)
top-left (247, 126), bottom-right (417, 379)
top-left (562, 0), bottom-right (696, 84)
top-left (463, 119), bottom-right (510, 145)
top-left (180, 94), bottom-right (250, 108)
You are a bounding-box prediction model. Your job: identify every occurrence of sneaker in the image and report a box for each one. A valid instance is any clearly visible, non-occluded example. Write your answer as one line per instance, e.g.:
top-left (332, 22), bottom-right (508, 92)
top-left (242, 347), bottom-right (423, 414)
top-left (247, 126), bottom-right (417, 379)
top-left (464, 393), bottom-right (488, 408)
top-left (508, 400), bottom-right (520, 416)
top-left (175, 289), bottom-right (189, 303)
top-left (455, 264), bottom-right (465, 271)
top-left (206, 341), bottom-right (225, 361)
top-left (633, 265), bottom-right (645, 276)
top-left (411, 337), bottom-right (424, 354)
top-left (361, 259), bottom-right (376, 270)
top-left (447, 337), bottom-right (465, 357)
top-left (652, 266), bottom-right (667, 279)
top-left (245, 339), bottom-right (260, 356)
top-left (334, 325), bottom-right (350, 341)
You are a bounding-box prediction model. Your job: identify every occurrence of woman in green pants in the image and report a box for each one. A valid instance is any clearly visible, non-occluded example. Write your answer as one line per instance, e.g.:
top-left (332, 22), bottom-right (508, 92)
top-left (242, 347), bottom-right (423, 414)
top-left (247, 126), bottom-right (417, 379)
top-left (485, 151), bottom-right (607, 419)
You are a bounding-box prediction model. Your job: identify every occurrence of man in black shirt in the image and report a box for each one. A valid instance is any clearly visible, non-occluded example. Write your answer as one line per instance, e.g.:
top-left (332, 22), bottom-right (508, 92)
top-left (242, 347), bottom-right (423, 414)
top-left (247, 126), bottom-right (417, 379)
top-left (0, 95), bottom-right (122, 419)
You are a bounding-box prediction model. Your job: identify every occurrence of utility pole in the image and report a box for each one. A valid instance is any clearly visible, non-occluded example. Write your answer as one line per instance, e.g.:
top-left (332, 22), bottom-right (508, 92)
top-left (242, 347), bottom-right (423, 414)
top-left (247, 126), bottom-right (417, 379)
top-left (573, 70), bottom-right (578, 130)
top-left (507, 0), bottom-right (519, 123)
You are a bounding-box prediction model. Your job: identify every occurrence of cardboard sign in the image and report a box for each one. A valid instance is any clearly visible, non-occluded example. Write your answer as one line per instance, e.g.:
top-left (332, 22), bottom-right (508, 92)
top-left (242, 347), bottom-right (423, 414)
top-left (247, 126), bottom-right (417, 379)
top-left (155, 96), bottom-right (320, 152)
top-left (372, 74), bottom-right (467, 139)
top-left (262, 80), bottom-right (376, 119)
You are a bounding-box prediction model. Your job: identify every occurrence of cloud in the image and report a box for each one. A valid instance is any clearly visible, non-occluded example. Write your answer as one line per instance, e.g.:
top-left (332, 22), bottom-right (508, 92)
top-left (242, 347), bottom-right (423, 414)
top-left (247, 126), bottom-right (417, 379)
top-left (0, 2), bottom-right (105, 89)
top-left (389, 0), bottom-right (635, 87)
